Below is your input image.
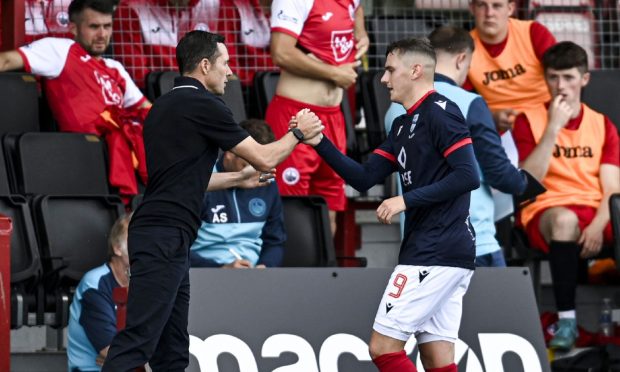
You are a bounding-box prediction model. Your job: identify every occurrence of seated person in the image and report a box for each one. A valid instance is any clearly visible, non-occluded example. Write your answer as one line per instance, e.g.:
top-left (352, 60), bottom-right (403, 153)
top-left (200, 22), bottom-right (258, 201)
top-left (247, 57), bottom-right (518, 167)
top-left (190, 119), bottom-right (285, 268)
top-left (513, 41), bottom-right (620, 350)
top-left (0, 0), bottom-right (151, 199)
top-left (67, 213), bottom-right (132, 372)
top-left (385, 27), bottom-right (528, 267)
top-left (466, 0), bottom-right (556, 131)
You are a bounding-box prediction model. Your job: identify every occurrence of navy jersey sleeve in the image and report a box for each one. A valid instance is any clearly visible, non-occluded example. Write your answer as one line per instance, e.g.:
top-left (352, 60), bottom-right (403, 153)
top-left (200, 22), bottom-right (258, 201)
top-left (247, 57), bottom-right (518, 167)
top-left (79, 288), bottom-right (117, 353)
top-left (258, 184), bottom-right (286, 267)
top-left (431, 100), bottom-right (472, 156)
top-left (402, 101), bottom-right (479, 207)
top-left (467, 97), bottom-right (527, 194)
top-left (314, 136), bottom-right (396, 192)
top-left (192, 96), bottom-right (250, 151)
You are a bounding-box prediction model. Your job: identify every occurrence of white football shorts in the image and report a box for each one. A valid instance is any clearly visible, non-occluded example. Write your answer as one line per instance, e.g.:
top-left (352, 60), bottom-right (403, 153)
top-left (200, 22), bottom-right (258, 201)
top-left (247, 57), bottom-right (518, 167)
top-left (373, 265), bottom-right (473, 343)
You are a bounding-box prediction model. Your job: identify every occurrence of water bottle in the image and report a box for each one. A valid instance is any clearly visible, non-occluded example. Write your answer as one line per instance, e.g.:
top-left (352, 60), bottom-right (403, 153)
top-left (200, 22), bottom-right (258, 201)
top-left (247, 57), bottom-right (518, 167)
top-left (599, 297), bottom-right (614, 337)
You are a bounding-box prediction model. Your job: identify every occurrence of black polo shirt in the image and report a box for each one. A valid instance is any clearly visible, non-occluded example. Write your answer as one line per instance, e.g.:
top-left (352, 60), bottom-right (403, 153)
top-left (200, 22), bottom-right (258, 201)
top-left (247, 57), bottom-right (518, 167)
top-left (130, 76), bottom-right (249, 238)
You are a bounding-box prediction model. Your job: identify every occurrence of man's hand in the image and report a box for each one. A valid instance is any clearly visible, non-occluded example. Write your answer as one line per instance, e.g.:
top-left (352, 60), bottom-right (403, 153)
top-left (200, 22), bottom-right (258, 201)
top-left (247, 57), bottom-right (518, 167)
top-left (332, 61), bottom-right (361, 89)
top-left (223, 259), bottom-right (253, 269)
top-left (237, 165), bottom-right (275, 189)
top-left (295, 109), bottom-right (324, 140)
top-left (354, 32), bottom-right (370, 60)
top-left (304, 133), bottom-right (323, 147)
top-left (376, 196), bottom-right (406, 224)
top-left (546, 95), bottom-right (573, 135)
top-left (492, 108), bottom-right (518, 132)
top-left (579, 222), bottom-right (605, 258)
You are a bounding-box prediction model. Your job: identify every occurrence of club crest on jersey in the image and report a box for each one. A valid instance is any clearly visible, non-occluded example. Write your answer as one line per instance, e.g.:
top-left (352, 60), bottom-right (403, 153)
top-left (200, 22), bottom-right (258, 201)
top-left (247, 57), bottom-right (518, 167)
top-left (56, 11), bottom-right (69, 27)
top-left (249, 198), bottom-right (267, 217)
top-left (408, 114), bottom-right (418, 139)
top-left (331, 30), bottom-right (354, 62)
top-left (193, 23), bottom-right (209, 31)
top-left (283, 167), bottom-right (300, 185)
top-left (94, 70), bottom-right (122, 106)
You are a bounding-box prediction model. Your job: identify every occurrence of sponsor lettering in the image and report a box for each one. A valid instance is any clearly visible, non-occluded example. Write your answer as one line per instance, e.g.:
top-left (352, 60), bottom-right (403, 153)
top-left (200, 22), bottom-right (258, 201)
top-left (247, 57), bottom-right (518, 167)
top-left (188, 333), bottom-right (543, 372)
top-left (481, 64), bottom-right (526, 85)
top-left (553, 144), bottom-right (594, 158)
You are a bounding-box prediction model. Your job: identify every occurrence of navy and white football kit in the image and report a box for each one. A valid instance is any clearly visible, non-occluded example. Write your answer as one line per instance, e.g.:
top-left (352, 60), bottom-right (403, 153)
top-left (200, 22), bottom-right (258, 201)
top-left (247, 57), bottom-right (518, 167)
top-left (314, 90), bottom-right (479, 342)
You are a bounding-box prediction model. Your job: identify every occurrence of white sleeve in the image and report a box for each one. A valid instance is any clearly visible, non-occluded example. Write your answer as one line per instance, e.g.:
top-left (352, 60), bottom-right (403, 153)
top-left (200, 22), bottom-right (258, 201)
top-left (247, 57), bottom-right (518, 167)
top-left (270, 0), bottom-right (312, 38)
top-left (104, 59), bottom-right (145, 108)
top-left (18, 38), bottom-right (73, 78)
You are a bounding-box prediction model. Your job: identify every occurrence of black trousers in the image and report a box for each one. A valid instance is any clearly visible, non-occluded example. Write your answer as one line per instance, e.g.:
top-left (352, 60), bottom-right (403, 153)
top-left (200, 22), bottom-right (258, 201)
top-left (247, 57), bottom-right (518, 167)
top-left (102, 226), bottom-right (192, 372)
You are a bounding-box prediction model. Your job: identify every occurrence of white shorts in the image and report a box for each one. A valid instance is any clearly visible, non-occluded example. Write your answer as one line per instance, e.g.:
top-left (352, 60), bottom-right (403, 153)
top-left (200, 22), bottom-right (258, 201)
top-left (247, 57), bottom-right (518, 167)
top-left (373, 265), bottom-right (473, 343)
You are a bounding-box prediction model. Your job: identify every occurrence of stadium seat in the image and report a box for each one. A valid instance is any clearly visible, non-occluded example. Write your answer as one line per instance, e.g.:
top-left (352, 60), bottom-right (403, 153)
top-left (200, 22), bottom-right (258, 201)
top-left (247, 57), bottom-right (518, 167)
top-left (0, 196), bottom-right (42, 328)
top-left (33, 195), bottom-right (124, 286)
top-left (582, 69), bottom-right (620, 129)
top-left (253, 70), bottom-right (279, 119)
top-left (156, 70), bottom-right (247, 122)
top-left (0, 73), bottom-right (40, 134)
top-left (360, 70), bottom-right (391, 151)
top-left (0, 142), bottom-right (12, 196)
top-left (281, 196), bottom-right (337, 267)
top-left (145, 71), bottom-right (164, 102)
top-left (533, 10), bottom-right (598, 68)
top-left (5, 132), bottom-right (109, 196)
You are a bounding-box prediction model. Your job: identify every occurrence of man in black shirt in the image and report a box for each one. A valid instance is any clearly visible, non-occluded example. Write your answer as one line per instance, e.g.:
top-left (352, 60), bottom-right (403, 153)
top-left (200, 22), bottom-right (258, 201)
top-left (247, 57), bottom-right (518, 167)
top-left (102, 31), bottom-right (323, 372)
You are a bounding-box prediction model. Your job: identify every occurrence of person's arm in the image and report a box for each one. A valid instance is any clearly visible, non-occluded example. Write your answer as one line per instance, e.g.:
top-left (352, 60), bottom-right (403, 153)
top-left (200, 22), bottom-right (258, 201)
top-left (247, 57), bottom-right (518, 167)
top-left (403, 144), bottom-right (480, 208)
top-left (78, 288), bottom-right (118, 364)
top-left (375, 144), bottom-right (480, 224)
top-left (257, 187), bottom-right (286, 267)
top-left (231, 109), bottom-right (324, 171)
top-left (206, 166), bottom-right (275, 191)
top-left (519, 96), bottom-right (573, 180)
top-left (530, 21), bottom-right (557, 61)
top-left (468, 97), bottom-right (526, 194)
top-left (0, 50), bottom-right (25, 72)
top-left (353, 5), bottom-right (369, 60)
top-left (579, 164), bottom-right (620, 257)
top-left (270, 32), bottom-right (360, 89)
top-left (311, 135), bottom-right (396, 191)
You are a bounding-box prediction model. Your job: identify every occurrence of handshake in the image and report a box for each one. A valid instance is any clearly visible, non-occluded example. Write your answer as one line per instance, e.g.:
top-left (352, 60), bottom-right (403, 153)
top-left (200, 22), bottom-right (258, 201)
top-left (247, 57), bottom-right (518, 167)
top-left (288, 108), bottom-right (324, 147)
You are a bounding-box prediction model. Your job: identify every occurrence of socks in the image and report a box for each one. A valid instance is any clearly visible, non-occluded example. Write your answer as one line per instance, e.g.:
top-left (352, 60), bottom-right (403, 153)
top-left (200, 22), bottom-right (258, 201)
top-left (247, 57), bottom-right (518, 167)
top-left (372, 350), bottom-right (417, 372)
top-left (548, 240), bottom-right (581, 311)
top-left (427, 364), bottom-right (457, 372)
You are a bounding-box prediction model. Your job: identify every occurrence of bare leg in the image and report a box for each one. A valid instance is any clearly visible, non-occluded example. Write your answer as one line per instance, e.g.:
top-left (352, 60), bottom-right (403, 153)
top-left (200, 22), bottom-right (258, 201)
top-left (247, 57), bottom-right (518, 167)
top-left (418, 340), bottom-right (454, 370)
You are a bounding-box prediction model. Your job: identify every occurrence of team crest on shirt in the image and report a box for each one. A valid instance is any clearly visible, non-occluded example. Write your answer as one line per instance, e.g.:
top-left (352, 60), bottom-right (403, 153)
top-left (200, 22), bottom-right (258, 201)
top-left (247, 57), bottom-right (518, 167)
top-left (249, 198), bottom-right (267, 217)
top-left (93, 71), bottom-right (123, 106)
top-left (56, 11), bottom-right (69, 27)
top-left (331, 30), bottom-right (354, 62)
top-left (408, 114), bottom-right (418, 139)
top-left (283, 167), bottom-right (300, 185)
top-left (193, 23), bottom-right (209, 31)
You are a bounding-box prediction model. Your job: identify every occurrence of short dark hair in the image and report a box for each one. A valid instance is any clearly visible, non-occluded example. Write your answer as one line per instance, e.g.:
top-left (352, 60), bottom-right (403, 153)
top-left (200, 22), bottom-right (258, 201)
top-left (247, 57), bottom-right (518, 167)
top-left (107, 213), bottom-right (132, 260)
top-left (386, 37), bottom-right (436, 64)
top-left (240, 119), bottom-right (275, 145)
top-left (542, 41), bottom-right (589, 74)
top-left (68, 0), bottom-right (114, 23)
top-left (176, 31), bottom-right (226, 75)
top-left (428, 26), bottom-right (474, 55)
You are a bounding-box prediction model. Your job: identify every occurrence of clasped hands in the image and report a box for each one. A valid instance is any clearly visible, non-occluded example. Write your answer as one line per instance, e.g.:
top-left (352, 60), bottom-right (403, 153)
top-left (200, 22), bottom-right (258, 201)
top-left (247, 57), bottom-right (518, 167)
top-left (289, 108), bottom-right (324, 146)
